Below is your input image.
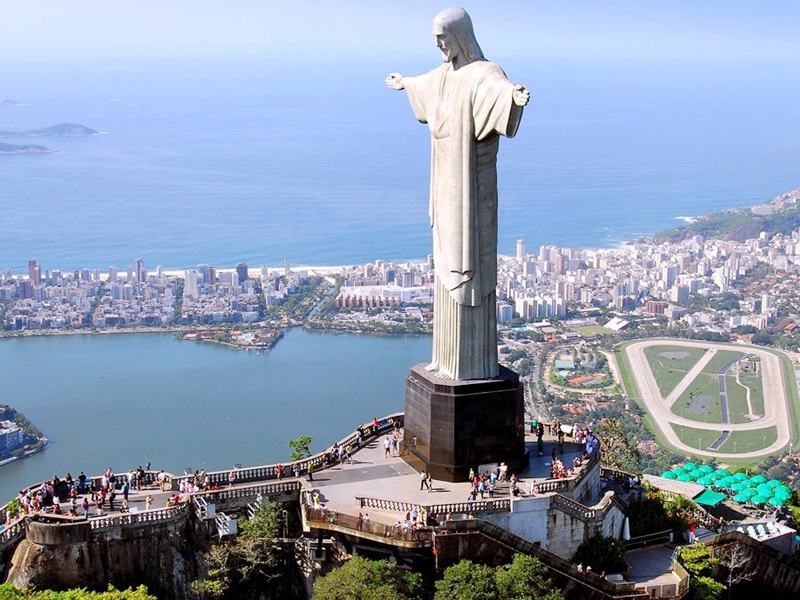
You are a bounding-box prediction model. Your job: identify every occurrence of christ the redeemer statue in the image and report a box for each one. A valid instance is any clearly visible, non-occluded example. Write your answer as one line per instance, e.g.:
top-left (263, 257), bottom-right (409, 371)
top-left (387, 7), bottom-right (529, 381)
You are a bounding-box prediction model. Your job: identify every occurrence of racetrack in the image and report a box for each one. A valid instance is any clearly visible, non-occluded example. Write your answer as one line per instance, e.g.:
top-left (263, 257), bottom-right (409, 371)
top-left (618, 339), bottom-right (793, 460)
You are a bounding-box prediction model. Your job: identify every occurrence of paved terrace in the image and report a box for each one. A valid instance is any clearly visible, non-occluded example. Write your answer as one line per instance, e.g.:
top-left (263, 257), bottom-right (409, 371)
top-left (307, 431), bottom-right (588, 526)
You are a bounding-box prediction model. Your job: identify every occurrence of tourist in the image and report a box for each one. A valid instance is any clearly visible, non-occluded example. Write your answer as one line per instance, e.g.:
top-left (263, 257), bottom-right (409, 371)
top-left (357, 512), bottom-right (364, 531)
top-left (426, 472), bottom-right (433, 492)
top-left (420, 471), bottom-right (427, 490)
top-left (307, 462), bottom-right (314, 482)
top-left (82, 497), bottom-right (90, 518)
top-left (276, 463), bottom-right (283, 480)
top-left (157, 470), bottom-right (167, 492)
top-left (145, 495), bottom-right (154, 511)
top-left (384, 437), bottom-right (391, 458)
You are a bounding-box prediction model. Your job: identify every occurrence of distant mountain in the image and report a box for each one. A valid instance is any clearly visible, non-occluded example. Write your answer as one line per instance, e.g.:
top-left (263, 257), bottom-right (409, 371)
top-left (653, 188), bottom-right (800, 243)
top-left (0, 123), bottom-right (98, 137)
top-left (0, 99), bottom-right (20, 107)
top-left (0, 142), bottom-right (54, 154)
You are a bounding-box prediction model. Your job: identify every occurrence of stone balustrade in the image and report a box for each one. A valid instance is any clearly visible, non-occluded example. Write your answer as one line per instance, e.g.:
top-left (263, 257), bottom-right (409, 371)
top-left (305, 506), bottom-right (433, 547)
top-left (88, 502), bottom-right (191, 531)
top-left (174, 413), bottom-right (403, 489)
top-left (355, 495), bottom-right (511, 516)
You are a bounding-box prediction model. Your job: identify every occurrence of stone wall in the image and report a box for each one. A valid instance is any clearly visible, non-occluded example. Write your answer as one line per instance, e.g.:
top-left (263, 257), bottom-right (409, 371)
top-left (5, 511), bottom-right (208, 600)
top-left (711, 531), bottom-right (800, 596)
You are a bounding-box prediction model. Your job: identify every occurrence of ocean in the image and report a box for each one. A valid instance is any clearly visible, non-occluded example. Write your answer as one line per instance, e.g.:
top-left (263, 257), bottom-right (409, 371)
top-left (2, 57), bottom-right (799, 273)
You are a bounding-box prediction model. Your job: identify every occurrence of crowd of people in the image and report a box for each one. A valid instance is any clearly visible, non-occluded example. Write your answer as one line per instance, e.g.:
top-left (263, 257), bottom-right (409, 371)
top-left (9, 464), bottom-right (177, 523)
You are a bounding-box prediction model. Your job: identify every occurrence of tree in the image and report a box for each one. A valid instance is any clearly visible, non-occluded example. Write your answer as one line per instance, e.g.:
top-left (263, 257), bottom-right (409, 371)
top-left (311, 556), bottom-right (420, 600)
top-left (434, 560), bottom-right (495, 600)
top-left (495, 554), bottom-right (564, 600)
top-left (594, 418), bottom-right (641, 472)
top-left (288, 435), bottom-right (313, 461)
top-left (191, 501), bottom-right (284, 598)
top-left (0, 586), bottom-right (157, 600)
top-left (677, 545), bottom-right (725, 600)
top-left (717, 545), bottom-right (753, 600)
top-left (572, 534), bottom-right (627, 573)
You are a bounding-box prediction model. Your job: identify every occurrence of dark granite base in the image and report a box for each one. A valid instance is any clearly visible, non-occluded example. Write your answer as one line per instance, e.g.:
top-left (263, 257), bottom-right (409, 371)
top-left (402, 363), bottom-right (528, 482)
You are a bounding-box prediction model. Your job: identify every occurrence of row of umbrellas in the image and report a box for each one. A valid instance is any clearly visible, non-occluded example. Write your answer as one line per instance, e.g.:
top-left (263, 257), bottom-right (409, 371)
top-left (660, 463), bottom-right (793, 507)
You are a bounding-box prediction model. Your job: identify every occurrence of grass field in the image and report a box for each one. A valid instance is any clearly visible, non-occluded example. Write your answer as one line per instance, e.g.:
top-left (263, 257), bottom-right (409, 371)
top-left (725, 372), bottom-right (751, 424)
top-left (701, 350), bottom-right (743, 375)
top-left (717, 427), bottom-right (778, 454)
top-left (739, 370), bottom-right (765, 417)
top-left (570, 325), bottom-right (614, 336)
top-left (672, 424), bottom-right (725, 451)
top-left (643, 344), bottom-right (707, 398)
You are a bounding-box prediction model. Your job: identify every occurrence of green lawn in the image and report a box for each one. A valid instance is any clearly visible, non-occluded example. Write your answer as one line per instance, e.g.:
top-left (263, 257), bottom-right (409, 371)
top-left (717, 427), bottom-right (777, 454)
top-left (644, 344), bottom-right (707, 398)
top-left (672, 424), bottom-right (725, 451)
top-left (739, 371), bottom-right (764, 417)
top-left (571, 325), bottom-right (614, 336)
top-left (701, 350), bottom-right (743, 375)
top-left (724, 372), bottom-right (751, 424)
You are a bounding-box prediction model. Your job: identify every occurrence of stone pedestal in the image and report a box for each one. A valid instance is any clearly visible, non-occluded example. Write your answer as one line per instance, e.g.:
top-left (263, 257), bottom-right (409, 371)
top-left (402, 363), bottom-right (528, 482)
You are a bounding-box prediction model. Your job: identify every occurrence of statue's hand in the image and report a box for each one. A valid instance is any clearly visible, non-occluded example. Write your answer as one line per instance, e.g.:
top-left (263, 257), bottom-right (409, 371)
top-left (513, 85), bottom-right (530, 107)
top-left (386, 73), bottom-right (405, 91)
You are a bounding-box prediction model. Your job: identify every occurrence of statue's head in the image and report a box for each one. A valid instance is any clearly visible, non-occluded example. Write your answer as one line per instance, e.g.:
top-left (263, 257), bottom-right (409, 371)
top-left (432, 7), bottom-right (485, 65)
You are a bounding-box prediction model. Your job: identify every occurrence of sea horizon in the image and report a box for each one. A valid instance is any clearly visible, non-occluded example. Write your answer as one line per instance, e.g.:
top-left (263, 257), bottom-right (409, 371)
top-left (2, 57), bottom-right (800, 274)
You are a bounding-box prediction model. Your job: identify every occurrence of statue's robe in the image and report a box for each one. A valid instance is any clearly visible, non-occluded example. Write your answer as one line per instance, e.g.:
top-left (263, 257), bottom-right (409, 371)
top-left (404, 60), bottom-right (523, 380)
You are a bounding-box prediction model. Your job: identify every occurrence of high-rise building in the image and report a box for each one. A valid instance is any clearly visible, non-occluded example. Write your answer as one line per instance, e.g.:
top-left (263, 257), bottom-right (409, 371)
top-left (515, 238), bottom-right (526, 262)
top-left (136, 258), bottom-right (145, 283)
top-left (109, 266), bottom-right (118, 282)
top-left (284, 258), bottom-right (291, 277)
top-left (28, 259), bottom-right (41, 285)
top-left (236, 262), bottom-right (249, 282)
top-left (184, 270), bottom-right (199, 298)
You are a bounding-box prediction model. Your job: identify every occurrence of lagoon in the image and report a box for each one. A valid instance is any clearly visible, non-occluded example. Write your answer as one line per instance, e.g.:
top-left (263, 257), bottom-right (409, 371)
top-left (0, 329), bottom-right (429, 501)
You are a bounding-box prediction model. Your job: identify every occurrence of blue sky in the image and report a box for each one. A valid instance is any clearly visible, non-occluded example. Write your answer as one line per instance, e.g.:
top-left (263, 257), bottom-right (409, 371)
top-left (3, 1), bottom-right (800, 63)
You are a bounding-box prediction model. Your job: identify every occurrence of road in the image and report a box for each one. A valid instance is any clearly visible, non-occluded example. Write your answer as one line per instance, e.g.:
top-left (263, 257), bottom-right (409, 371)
top-left (618, 339), bottom-right (793, 460)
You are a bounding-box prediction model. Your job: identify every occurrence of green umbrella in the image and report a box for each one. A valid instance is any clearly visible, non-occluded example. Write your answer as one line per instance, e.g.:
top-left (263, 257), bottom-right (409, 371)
top-left (750, 495), bottom-right (768, 504)
top-left (730, 482), bottom-right (746, 492)
top-left (733, 493), bottom-right (749, 503)
top-left (678, 474), bottom-right (692, 482)
top-left (714, 468), bottom-right (731, 477)
top-left (750, 475), bottom-right (766, 484)
top-left (769, 496), bottom-right (786, 507)
top-left (766, 479), bottom-right (782, 489)
top-left (684, 462), bottom-right (698, 471)
top-left (719, 476), bottom-right (737, 487)
top-left (699, 465), bottom-right (715, 474)
top-left (742, 479), bottom-right (757, 488)
top-left (661, 471), bottom-right (678, 479)
top-left (773, 487), bottom-right (792, 500)
top-left (697, 476), bottom-right (714, 486)
top-left (734, 473), bottom-right (748, 482)
top-left (688, 469), bottom-right (703, 480)
top-left (670, 468), bottom-right (685, 477)
top-left (742, 488), bottom-right (758, 498)
top-left (756, 484), bottom-right (773, 498)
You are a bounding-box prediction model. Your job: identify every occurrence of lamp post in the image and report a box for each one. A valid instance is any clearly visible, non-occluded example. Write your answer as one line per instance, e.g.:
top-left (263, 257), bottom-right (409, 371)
top-left (733, 441), bottom-right (737, 453)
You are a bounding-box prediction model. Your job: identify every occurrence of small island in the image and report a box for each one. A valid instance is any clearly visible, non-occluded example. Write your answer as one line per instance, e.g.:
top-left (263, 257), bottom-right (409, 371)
top-left (0, 142), bottom-right (54, 155)
top-left (0, 123), bottom-right (98, 138)
top-left (0, 404), bottom-right (47, 467)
